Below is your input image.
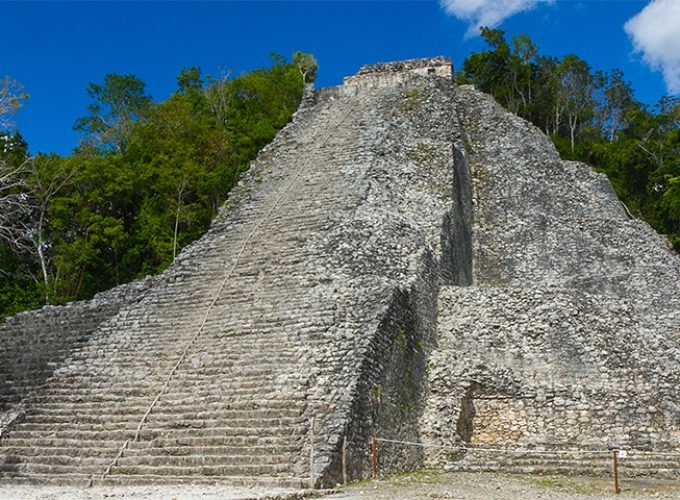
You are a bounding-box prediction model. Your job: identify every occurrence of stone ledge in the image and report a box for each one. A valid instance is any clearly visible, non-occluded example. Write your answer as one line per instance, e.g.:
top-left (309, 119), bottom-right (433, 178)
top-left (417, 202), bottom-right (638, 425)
top-left (343, 57), bottom-right (452, 87)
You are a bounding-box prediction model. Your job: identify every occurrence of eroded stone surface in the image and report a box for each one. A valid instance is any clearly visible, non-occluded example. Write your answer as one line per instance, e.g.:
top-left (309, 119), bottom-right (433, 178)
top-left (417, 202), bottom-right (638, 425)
top-left (1, 59), bottom-right (679, 488)
top-left (421, 85), bottom-right (680, 476)
top-left (0, 58), bottom-right (458, 487)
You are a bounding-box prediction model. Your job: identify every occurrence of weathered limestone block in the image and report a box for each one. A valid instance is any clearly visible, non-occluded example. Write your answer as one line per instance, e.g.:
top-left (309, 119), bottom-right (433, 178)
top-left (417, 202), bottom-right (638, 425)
top-left (422, 85), bottom-right (680, 475)
top-left (344, 57), bottom-right (452, 88)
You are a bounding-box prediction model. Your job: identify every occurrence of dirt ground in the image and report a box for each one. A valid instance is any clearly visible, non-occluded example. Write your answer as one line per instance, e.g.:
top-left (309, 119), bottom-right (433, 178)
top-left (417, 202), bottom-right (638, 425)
top-left (327, 471), bottom-right (680, 499)
top-left (0, 472), bottom-right (679, 499)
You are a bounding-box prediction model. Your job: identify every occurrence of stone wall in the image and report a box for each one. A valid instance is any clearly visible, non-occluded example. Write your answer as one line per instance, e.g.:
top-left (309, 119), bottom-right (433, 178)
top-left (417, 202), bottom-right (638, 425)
top-left (343, 57), bottom-right (452, 88)
top-left (0, 279), bottom-right (157, 430)
top-left (421, 84), bottom-right (680, 468)
top-left (430, 286), bottom-right (680, 450)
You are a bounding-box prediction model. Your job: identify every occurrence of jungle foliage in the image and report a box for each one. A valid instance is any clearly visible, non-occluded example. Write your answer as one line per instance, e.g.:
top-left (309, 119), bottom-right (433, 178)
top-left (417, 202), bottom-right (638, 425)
top-left (0, 54), bottom-right (312, 319)
top-left (2, 37), bottom-right (678, 320)
top-left (459, 28), bottom-right (679, 252)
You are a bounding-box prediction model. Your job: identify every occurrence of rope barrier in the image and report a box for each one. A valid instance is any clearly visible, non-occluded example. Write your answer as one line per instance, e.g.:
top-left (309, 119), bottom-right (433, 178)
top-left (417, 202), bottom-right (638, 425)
top-left (98, 95), bottom-right (357, 483)
top-left (371, 435), bottom-right (680, 495)
top-left (375, 437), bottom-right (680, 458)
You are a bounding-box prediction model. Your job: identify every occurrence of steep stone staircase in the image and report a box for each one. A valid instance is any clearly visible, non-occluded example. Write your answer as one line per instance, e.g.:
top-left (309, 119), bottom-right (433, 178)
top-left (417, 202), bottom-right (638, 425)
top-left (1, 60), bottom-right (460, 487)
top-left (0, 86), bottom-right (361, 487)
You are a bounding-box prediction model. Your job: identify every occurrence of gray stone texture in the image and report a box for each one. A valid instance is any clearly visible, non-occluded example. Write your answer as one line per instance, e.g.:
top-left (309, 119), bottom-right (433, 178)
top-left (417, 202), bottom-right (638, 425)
top-left (1, 58), bottom-right (679, 487)
top-left (421, 85), bottom-right (680, 477)
top-left (0, 59), bottom-right (458, 487)
top-left (0, 279), bottom-right (159, 422)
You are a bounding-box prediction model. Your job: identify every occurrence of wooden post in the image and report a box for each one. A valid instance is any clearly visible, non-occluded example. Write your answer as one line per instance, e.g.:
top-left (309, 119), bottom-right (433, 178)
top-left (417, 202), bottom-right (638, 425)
top-left (342, 435), bottom-right (347, 485)
top-left (309, 417), bottom-right (315, 489)
top-left (371, 436), bottom-right (377, 480)
top-left (612, 449), bottom-right (620, 494)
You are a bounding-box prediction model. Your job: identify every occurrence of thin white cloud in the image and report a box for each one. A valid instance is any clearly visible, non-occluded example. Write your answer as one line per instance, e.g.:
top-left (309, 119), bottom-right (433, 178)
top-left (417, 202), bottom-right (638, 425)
top-left (441, 0), bottom-right (554, 38)
top-left (625, 0), bottom-right (680, 95)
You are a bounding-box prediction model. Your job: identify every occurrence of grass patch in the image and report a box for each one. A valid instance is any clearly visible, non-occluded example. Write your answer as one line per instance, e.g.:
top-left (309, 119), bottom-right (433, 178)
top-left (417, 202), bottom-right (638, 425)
top-left (522, 475), bottom-right (601, 495)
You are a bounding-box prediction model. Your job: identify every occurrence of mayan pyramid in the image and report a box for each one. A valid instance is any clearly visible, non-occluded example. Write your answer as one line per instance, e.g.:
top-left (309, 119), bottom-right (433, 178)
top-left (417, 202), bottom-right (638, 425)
top-left (1, 58), bottom-right (678, 487)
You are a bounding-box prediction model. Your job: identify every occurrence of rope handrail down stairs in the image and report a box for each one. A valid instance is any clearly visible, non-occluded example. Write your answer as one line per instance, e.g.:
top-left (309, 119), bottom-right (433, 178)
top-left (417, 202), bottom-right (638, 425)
top-left (95, 96), bottom-right (358, 485)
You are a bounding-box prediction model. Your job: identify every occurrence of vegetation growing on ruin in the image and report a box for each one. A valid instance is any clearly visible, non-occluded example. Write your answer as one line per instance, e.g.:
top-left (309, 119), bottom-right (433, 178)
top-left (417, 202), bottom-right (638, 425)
top-left (0, 53), bottom-right (316, 319)
top-left (459, 28), bottom-right (679, 252)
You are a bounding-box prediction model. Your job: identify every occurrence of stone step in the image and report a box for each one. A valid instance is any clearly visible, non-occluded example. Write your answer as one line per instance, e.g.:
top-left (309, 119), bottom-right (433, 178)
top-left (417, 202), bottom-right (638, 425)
top-left (122, 444), bottom-right (301, 457)
top-left (108, 462), bottom-right (292, 477)
top-left (0, 446), bottom-right (119, 457)
top-left (17, 422), bottom-right (139, 433)
top-left (162, 373), bottom-right (303, 385)
top-left (1, 453), bottom-right (111, 467)
top-left (447, 454), bottom-right (680, 477)
top-left (1, 430), bottom-right (302, 452)
top-left (155, 386), bottom-right (304, 400)
top-left (2, 457), bottom-right (303, 479)
top-left (26, 394), bottom-right (151, 405)
top-left (0, 462), bottom-right (103, 475)
top-left (28, 386), bottom-right (288, 402)
top-left (0, 438), bottom-right (123, 449)
top-left (449, 462), bottom-right (680, 479)
top-left (140, 416), bottom-right (307, 430)
top-left (157, 390), bottom-right (308, 403)
top-left (69, 341), bottom-right (311, 355)
top-left (16, 415), bottom-right (305, 434)
top-left (6, 420), bottom-right (306, 442)
top-left (115, 452), bottom-right (292, 468)
top-left (7, 428), bottom-right (135, 441)
top-left (2, 450), bottom-right (295, 469)
top-left (26, 398), bottom-right (304, 412)
top-left (458, 451), bottom-right (680, 465)
top-left (507, 457), bottom-right (680, 468)
top-left (96, 473), bottom-right (310, 489)
top-left (24, 406), bottom-right (302, 424)
top-left (0, 471), bottom-right (93, 486)
top-left (137, 423), bottom-right (308, 441)
top-left (39, 361), bottom-right (307, 383)
top-left (139, 434), bottom-right (299, 448)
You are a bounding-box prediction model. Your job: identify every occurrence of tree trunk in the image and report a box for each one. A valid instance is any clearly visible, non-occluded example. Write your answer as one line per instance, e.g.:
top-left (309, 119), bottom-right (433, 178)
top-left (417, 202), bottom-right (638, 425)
top-left (173, 199), bottom-right (181, 261)
top-left (37, 241), bottom-right (50, 304)
top-left (35, 209), bottom-right (50, 304)
top-left (569, 115), bottom-right (577, 153)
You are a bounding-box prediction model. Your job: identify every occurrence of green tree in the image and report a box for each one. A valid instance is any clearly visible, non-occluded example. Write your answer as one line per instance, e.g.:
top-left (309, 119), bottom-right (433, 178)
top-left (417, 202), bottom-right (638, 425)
top-left (74, 73), bottom-right (152, 153)
top-left (595, 69), bottom-right (636, 142)
top-left (293, 51), bottom-right (318, 83)
top-left (461, 28), bottom-right (513, 108)
top-left (205, 67), bottom-right (232, 126)
top-left (0, 76), bottom-right (29, 132)
top-left (125, 92), bottom-right (218, 270)
top-left (24, 155), bottom-right (78, 303)
top-left (559, 55), bottom-right (594, 152)
top-left (510, 34), bottom-right (538, 113)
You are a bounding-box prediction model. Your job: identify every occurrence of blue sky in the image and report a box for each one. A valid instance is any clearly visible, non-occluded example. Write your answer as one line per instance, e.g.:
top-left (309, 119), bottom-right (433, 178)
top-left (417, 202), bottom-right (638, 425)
top-left (2, 1), bottom-right (678, 156)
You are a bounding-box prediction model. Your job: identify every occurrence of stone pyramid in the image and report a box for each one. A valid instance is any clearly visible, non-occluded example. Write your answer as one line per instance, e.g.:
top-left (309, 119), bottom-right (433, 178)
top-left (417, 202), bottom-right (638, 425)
top-left (1, 58), bottom-right (679, 487)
